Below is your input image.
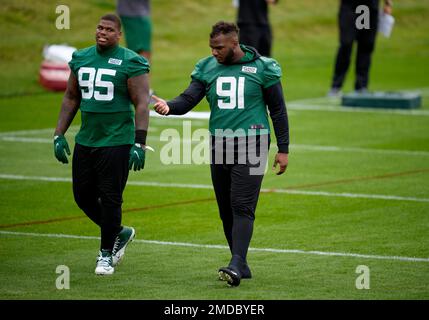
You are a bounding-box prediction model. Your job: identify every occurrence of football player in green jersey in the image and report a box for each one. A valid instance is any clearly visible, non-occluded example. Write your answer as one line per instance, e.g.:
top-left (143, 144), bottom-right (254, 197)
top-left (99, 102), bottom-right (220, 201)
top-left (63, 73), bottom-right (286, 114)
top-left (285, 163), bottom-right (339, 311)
top-left (153, 21), bottom-right (289, 287)
top-left (53, 14), bottom-right (151, 275)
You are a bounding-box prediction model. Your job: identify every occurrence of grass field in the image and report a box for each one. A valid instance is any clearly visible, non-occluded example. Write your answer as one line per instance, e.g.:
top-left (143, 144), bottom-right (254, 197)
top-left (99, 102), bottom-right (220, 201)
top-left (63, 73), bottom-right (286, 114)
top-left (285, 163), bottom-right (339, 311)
top-left (1, 0), bottom-right (429, 300)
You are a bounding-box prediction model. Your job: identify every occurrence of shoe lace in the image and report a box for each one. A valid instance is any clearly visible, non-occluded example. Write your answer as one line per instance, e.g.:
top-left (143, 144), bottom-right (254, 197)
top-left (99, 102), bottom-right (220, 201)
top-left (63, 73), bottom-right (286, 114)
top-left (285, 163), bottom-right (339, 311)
top-left (112, 237), bottom-right (121, 254)
top-left (97, 255), bottom-right (112, 267)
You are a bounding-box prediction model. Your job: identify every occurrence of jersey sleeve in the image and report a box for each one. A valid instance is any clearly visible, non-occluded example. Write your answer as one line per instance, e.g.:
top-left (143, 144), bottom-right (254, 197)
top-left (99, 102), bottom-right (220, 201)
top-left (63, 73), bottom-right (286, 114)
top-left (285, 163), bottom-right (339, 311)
top-left (190, 59), bottom-right (206, 84)
top-left (126, 55), bottom-right (150, 78)
top-left (261, 57), bottom-right (282, 88)
top-left (68, 51), bottom-right (79, 76)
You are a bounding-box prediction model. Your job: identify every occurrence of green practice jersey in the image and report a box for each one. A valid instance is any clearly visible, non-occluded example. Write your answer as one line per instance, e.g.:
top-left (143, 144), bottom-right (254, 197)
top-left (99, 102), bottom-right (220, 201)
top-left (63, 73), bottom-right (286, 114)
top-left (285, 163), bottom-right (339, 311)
top-left (68, 45), bottom-right (149, 147)
top-left (191, 45), bottom-right (282, 137)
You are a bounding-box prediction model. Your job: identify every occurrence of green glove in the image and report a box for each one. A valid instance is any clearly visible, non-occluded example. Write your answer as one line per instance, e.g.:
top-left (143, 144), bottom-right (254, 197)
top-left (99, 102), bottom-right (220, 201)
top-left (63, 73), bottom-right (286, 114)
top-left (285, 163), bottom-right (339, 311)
top-left (129, 143), bottom-right (146, 171)
top-left (54, 134), bottom-right (71, 164)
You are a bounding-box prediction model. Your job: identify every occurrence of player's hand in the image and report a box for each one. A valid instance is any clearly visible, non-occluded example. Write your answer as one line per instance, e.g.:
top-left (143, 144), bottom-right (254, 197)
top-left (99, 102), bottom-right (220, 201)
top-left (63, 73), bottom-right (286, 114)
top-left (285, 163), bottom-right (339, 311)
top-left (152, 95), bottom-right (170, 115)
top-left (272, 152), bottom-right (288, 175)
top-left (129, 143), bottom-right (146, 171)
top-left (54, 134), bottom-right (71, 164)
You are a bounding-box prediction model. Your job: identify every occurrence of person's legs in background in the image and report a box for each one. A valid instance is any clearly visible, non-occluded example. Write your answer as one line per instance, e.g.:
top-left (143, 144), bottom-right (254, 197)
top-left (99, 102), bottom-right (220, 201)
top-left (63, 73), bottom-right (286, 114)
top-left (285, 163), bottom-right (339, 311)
top-left (329, 2), bottom-right (357, 96)
top-left (237, 24), bottom-right (272, 57)
top-left (257, 25), bottom-right (272, 57)
top-left (238, 23), bottom-right (259, 50)
top-left (355, 6), bottom-right (378, 92)
top-left (120, 15), bottom-right (153, 98)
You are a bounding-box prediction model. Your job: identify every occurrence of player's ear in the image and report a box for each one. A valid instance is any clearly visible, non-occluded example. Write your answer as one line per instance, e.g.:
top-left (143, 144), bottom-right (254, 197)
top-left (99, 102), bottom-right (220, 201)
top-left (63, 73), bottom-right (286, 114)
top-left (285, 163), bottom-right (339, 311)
top-left (232, 38), bottom-right (240, 48)
top-left (234, 33), bottom-right (240, 45)
top-left (229, 34), bottom-right (239, 46)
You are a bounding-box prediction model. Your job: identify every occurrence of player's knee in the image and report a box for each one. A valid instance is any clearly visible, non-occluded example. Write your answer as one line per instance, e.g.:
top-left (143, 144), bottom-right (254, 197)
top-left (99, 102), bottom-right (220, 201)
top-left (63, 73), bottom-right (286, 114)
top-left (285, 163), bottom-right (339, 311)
top-left (231, 204), bottom-right (255, 220)
top-left (99, 193), bottom-right (123, 208)
top-left (73, 191), bottom-right (93, 209)
top-left (219, 211), bottom-right (233, 223)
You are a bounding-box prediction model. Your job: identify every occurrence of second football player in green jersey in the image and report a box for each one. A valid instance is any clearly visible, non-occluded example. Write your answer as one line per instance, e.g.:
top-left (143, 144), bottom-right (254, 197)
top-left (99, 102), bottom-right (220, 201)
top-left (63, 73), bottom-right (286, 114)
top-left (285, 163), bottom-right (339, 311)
top-left (152, 21), bottom-right (289, 287)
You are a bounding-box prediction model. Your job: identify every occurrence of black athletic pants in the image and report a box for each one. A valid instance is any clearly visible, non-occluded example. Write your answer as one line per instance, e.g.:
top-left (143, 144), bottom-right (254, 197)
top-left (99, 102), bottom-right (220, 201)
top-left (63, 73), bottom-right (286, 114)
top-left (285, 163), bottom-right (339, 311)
top-left (332, 1), bottom-right (379, 90)
top-left (210, 136), bottom-right (268, 265)
top-left (238, 23), bottom-right (272, 57)
top-left (72, 143), bottom-right (131, 251)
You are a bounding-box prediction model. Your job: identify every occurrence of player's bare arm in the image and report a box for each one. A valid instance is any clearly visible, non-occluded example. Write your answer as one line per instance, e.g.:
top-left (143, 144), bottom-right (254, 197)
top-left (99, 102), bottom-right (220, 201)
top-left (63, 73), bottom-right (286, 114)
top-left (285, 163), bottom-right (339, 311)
top-left (128, 73), bottom-right (150, 136)
top-left (54, 72), bottom-right (81, 135)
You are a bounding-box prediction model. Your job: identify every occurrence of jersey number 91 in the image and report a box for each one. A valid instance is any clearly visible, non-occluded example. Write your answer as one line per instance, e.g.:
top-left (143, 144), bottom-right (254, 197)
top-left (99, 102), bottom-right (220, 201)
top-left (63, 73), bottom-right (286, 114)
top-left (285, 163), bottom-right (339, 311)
top-left (217, 76), bottom-right (245, 109)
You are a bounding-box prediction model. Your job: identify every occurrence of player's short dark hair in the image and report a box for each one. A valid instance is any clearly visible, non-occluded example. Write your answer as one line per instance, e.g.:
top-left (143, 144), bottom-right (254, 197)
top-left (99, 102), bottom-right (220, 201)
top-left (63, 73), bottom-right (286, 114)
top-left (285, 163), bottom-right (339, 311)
top-left (210, 21), bottom-right (239, 39)
top-left (100, 13), bottom-right (122, 31)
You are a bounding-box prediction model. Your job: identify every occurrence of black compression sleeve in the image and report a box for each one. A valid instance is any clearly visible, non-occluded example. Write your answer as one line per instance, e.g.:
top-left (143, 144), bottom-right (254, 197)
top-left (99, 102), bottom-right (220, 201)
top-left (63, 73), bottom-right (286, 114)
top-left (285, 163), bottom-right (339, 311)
top-left (167, 80), bottom-right (206, 115)
top-left (263, 82), bottom-right (289, 153)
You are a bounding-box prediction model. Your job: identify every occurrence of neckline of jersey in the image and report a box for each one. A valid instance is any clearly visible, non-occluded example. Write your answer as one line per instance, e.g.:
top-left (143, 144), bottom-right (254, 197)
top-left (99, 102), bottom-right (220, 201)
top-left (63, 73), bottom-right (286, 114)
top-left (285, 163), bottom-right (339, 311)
top-left (96, 45), bottom-right (120, 57)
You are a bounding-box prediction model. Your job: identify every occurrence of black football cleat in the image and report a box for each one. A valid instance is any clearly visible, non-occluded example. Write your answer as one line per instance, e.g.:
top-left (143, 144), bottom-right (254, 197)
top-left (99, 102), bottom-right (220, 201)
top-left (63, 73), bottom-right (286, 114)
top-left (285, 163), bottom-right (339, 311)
top-left (241, 263), bottom-right (252, 279)
top-left (218, 266), bottom-right (241, 287)
top-left (218, 264), bottom-right (251, 280)
top-left (218, 254), bottom-right (253, 285)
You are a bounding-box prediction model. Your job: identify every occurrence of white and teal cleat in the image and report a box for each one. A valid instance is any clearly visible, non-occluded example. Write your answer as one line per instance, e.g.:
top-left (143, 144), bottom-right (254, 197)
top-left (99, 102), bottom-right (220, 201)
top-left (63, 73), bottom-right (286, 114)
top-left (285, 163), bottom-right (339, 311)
top-left (95, 250), bottom-right (114, 275)
top-left (112, 226), bottom-right (136, 266)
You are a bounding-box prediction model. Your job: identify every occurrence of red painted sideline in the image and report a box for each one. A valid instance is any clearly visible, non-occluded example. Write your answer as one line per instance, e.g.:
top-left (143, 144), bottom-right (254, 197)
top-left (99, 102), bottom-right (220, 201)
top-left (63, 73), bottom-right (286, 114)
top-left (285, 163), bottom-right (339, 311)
top-left (0, 197), bottom-right (215, 229)
top-left (283, 168), bottom-right (429, 190)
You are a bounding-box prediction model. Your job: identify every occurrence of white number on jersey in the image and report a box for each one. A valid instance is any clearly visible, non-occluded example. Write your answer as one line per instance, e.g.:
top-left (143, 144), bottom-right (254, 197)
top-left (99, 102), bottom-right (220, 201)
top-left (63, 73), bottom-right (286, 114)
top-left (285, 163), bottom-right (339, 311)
top-left (216, 76), bottom-right (245, 109)
top-left (78, 67), bottom-right (116, 101)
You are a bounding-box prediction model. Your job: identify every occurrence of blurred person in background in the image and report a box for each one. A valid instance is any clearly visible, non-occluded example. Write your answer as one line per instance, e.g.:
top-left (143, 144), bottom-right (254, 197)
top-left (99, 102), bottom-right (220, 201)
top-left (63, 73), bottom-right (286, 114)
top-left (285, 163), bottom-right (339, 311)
top-left (117, 0), bottom-right (155, 97)
top-left (234, 0), bottom-right (278, 57)
top-left (328, 0), bottom-right (393, 96)
top-left (117, 0), bottom-right (152, 63)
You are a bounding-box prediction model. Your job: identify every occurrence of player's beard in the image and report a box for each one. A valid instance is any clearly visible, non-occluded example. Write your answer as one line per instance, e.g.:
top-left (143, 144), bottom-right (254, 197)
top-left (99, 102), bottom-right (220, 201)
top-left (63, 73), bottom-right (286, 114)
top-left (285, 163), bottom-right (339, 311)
top-left (221, 48), bottom-right (235, 65)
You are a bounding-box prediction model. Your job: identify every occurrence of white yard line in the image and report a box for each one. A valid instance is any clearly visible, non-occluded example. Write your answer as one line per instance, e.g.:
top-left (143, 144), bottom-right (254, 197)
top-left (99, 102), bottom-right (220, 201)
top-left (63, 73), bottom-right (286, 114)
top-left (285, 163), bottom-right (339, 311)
top-left (0, 174), bottom-right (71, 182)
top-left (272, 189), bottom-right (429, 203)
top-left (2, 136), bottom-right (429, 157)
top-left (0, 128), bottom-right (55, 137)
top-left (290, 144), bottom-right (429, 156)
top-left (1, 136), bottom-right (52, 143)
top-left (1, 230), bottom-right (428, 263)
top-left (164, 105), bottom-right (429, 117)
top-left (149, 110), bottom-right (211, 119)
top-left (0, 127), bottom-right (80, 137)
top-left (1, 174), bottom-right (429, 203)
